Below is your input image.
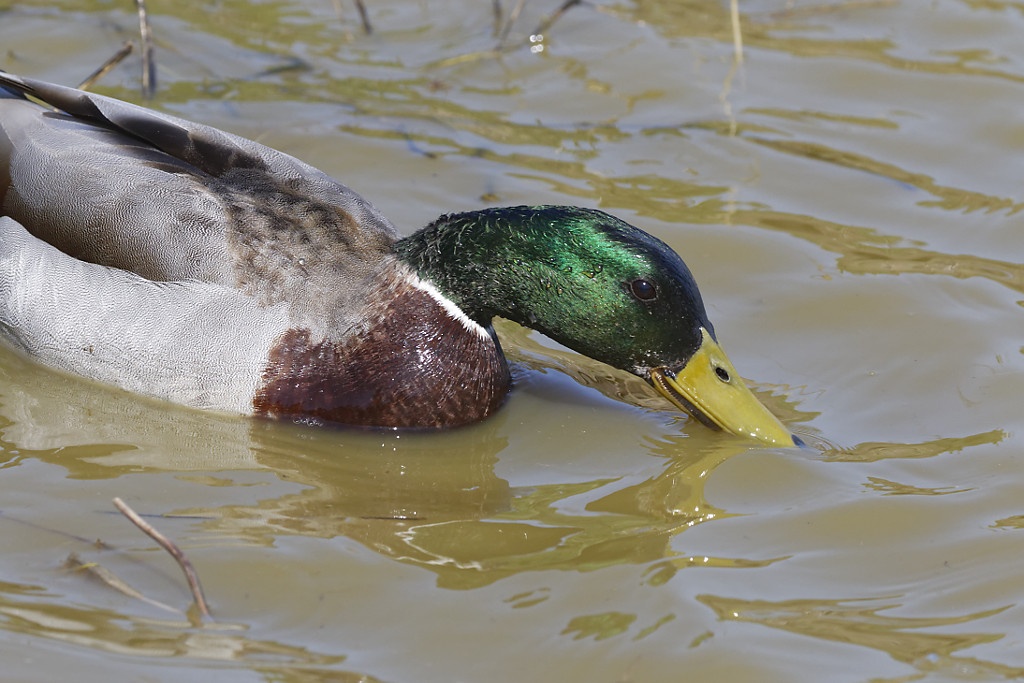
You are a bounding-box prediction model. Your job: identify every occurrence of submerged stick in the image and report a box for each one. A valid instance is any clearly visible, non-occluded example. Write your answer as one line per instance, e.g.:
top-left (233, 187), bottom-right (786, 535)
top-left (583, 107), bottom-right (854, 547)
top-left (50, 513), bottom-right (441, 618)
top-left (353, 0), bottom-right (373, 34)
top-left (531, 0), bottom-right (583, 38)
top-left (497, 0), bottom-right (528, 46)
top-left (77, 42), bottom-right (134, 91)
top-left (112, 497), bottom-right (211, 619)
top-left (331, 0), bottom-right (373, 34)
top-left (492, 0), bottom-right (504, 36)
top-left (134, 0), bottom-right (156, 98)
top-left (64, 552), bottom-right (182, 615)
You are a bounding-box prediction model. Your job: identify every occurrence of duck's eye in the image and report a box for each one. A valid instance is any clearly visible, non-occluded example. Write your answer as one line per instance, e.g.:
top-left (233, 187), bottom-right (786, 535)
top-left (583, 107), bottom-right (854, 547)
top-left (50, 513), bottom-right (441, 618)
top-left (714, 366), bottom-right (731, 382)
top-left (629, 279), bottom-right (657, 301)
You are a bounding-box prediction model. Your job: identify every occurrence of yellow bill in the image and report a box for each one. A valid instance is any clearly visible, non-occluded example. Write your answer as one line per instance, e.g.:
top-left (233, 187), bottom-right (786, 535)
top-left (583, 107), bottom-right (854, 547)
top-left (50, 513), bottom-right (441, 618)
top-left (650, 328), bottom-right (799, 447)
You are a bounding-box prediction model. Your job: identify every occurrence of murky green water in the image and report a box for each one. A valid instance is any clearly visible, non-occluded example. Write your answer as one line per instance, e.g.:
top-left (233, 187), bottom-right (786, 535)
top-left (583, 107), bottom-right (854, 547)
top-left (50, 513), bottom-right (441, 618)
top-left (2, 0), bottom-right (1024, 680)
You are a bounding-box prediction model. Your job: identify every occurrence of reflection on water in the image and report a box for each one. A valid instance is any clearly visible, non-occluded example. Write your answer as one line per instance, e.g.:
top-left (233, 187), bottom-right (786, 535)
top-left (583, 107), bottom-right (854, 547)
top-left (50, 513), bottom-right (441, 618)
top-left (3, 0), bottom-right (1024, 680)
top-left (187, 406), bottom-right (786, 590)
top-left (863, 476), bottom-right (972, 496)
top-left (738, 209), bottom-right (1024, 296)
top-left (3, 339), bottom-right (992, 599)
top-left (748, 136), bottom-right (1022, 215)
top-left (0, 351), bottom-right (261, 476)
top-left (0, 242), bottom-right (1011, 676)
top-left (699, 593), bottom-right (1022, 678)
top-left (231, 424), bottom-right (989, 591)
top-left (0, 587), bottom-right (366, 679)
top-left (821, 429), bottom-right (1005, 463)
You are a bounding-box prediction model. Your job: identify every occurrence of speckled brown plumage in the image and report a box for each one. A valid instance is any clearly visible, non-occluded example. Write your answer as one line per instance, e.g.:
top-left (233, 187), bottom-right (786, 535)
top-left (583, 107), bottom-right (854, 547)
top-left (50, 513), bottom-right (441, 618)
top-left (253, 271), bottom-right (511, 428)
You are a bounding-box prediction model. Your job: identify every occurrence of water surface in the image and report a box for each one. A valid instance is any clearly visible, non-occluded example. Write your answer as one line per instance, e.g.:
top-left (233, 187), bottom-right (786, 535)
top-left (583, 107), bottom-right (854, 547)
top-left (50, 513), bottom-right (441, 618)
top-left (2, 1), bottom-right (1023, 681)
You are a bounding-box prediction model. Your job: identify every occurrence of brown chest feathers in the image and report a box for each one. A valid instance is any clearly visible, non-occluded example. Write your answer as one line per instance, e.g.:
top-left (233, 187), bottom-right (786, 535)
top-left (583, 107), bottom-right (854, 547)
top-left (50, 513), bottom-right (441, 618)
top-left (253, 276), bottom-right (511, 429)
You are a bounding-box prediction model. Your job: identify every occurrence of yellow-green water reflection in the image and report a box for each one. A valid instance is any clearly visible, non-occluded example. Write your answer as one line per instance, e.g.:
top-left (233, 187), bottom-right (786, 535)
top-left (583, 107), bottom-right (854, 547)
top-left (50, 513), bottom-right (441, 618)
top-left (3, 0), bottom-right (1024, 681)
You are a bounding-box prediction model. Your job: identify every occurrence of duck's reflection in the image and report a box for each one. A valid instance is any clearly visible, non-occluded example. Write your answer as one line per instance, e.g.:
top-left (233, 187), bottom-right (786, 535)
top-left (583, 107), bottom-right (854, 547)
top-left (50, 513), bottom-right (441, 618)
top-left (0, 339), bottom-right (801, 589)
top-left (211, 420), bottom-right (783, 589)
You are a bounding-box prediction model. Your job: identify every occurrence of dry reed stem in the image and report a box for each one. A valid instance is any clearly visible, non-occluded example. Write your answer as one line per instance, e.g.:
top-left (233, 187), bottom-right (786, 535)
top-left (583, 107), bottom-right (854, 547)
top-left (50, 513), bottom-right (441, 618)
top-left (134, 0), bottom-right (156, 98)
top-left (112, 497), bottom-right (211, 619)
top-left (77, 42), bottom-right (134, 91)
top-left (719, 0), bottom-right (744, 136)
top-left (729, 0), bottom-right (744, 65)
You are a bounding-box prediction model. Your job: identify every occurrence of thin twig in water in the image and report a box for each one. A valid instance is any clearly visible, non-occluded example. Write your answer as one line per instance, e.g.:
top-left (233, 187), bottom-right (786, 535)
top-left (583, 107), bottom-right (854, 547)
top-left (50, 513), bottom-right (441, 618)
top-left (112, 497), bottom-right (211, 619)
top-left (531, 0), bottom-right (583, 37)
top-left (64, 553), bottom-right (182, 615)
top-left (497, 0), bottom-right (528, 46)
top-left (353, 0), bottom-right (373, 34)
top-left (492, 0), bottom-right (504, 37)
top-left (332, 0), bottom-right (372, 34)
top-left (134, 0), bottom-right (156, 98)
top-left (438, 0), bottom-right (585, 64)
top-left (77, 42), bottom-right (134, 91)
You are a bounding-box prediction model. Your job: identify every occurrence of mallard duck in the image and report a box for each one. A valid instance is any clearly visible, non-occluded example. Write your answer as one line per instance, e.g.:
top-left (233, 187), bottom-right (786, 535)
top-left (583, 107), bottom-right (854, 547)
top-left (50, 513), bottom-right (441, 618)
top-left (0, 72), bottom-right (799, 447)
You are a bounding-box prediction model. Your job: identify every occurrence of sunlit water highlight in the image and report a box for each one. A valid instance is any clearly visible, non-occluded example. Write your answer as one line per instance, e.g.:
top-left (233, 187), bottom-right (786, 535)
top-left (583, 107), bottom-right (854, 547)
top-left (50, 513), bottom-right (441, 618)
top-left (2, 1), bottom-right (1024, 681)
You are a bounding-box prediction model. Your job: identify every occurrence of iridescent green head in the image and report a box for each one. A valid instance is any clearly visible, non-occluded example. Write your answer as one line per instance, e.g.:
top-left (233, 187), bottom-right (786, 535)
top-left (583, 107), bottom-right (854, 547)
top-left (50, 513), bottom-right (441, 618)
top-left (395, 205), bottom-right (797, 447)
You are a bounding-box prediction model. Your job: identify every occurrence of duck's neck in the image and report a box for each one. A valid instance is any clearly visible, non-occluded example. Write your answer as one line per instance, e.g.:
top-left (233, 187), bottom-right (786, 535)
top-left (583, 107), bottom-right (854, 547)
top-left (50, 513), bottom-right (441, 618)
top-left (394, 208), bottom-right (513, 324)
top-left (393, 206), bottom-right (596, 342)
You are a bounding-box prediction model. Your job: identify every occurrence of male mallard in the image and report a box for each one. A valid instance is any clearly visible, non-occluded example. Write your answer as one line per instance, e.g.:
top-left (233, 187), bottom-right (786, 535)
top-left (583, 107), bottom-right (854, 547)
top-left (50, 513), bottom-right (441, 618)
top-left (0, 72), bottom-right (799, 446)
